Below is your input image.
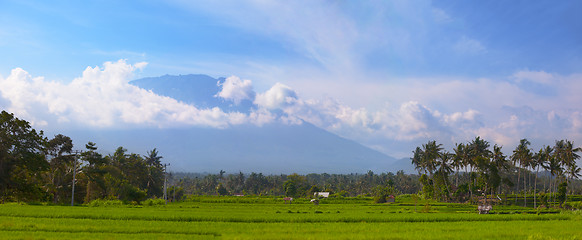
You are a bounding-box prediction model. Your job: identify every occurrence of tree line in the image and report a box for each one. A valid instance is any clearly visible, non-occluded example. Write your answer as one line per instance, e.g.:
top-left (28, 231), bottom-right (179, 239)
top-left (170, 170), bottom-right (419, 199)
top-left (411, 137), bottom-right (582, 207)
top-left (2, 110), bottom-right (582, 207)
top-left (0, 110), bottom-right (166, 204)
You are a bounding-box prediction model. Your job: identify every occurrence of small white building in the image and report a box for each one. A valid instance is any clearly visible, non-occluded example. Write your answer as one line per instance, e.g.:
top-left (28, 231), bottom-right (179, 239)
top-left (314, 192), bottom-right (330, 198)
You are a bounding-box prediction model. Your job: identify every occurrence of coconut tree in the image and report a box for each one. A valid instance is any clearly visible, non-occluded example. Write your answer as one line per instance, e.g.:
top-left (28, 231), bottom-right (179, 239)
top-left (435, 151), bottom-right (454, 201)
top-left (491, 144), bottom-right (509, 195)
top-left (422, 140), bottom-right (442, 178)
top-left (423, 141), bottom-right (443, 199)
top-left (532, 146), bottom-right (551, 208)
top-left (411, 147), bottom-right (425, 175)
top-left (557, 140), bottom-right (581, 200)
top-left (545, 151), bottom-right (563, 206)
top-left (511, 138), bottom-right (532, 206)
top-left (452, 143), bottom-right (467, 189)
top-left (468, 137), bottom-right (490, 203)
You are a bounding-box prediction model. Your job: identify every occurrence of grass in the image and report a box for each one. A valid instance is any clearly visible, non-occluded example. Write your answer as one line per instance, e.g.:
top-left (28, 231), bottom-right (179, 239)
top-left (0, 196), bottom-right (581, 239)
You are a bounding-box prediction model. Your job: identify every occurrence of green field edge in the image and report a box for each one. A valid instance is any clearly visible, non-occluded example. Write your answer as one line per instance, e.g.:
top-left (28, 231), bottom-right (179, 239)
top-left (0, 212), bottom-right (571, 223)
top-left (0, 227), bottom-right (221, 237)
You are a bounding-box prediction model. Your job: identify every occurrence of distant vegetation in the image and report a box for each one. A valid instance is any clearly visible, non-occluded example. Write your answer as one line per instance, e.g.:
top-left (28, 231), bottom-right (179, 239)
top-left (2, 109), bottom-right (582, 210)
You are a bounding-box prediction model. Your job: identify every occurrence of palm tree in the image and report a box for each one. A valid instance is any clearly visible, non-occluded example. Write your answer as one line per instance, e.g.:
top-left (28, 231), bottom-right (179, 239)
top-left (468, 137), bottom-right (490, 203)
top-left (491, 144), bottom-right (508, 195)
top-left (144, 148), bottom-right (163, 196)
top-left (511, 139), bottom-right (531, 206)
top-left (422, 140), bottom-right (442, 177)
top-left (545, 150), bottom-right (563, 206)
top-left (452, 143), bottom-right (467, 189)
top-left (557, 140), bottom-right (581, 200)
top-left (436, 151), bottom-right (454, 201)
top-left (418, 140), bottom-right (443, 200)
top-left (532, 147), bottom-right (550, 208)
top-left (411, 147), bottom-right (425, 175)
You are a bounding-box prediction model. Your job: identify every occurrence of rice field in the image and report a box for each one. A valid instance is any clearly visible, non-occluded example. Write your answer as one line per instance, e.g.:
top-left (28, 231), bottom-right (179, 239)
top-left (1, 196), bottom-right (581, 239)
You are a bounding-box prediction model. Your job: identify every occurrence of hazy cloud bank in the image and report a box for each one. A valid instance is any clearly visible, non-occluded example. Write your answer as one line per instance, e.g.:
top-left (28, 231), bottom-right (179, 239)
top-left (1, 61), bottom-right (582, 157)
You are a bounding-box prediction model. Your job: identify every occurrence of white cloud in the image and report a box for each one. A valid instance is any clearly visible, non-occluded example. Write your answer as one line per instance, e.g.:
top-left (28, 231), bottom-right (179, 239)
top-left (0, 60), bottom-right (248, 129)
top-left (254, 83), bottom-right (298, 109)
top-left (453, 36), bottom-right (486, 55)
top-left (216, 75), bottom-right (255, 105)
top-left (512, 70), bottom-right (554, 84)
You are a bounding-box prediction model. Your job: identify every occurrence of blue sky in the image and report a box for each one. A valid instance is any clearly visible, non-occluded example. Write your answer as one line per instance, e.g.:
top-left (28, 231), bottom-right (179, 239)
top-left (1, 0), bottom-right (581, 158)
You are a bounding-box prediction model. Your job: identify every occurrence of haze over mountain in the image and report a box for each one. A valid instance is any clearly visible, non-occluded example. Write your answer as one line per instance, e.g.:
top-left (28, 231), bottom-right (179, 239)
top-left (50, 74), bottom-right (408, 174)
top-left (129, 74), bottom-right (404, 173)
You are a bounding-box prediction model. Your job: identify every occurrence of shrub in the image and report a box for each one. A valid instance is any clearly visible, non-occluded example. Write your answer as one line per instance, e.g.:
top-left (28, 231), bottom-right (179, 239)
top-left (143, 198), bottom-right (166, 206)
top-left (373, 186), bottom-right (394, 204)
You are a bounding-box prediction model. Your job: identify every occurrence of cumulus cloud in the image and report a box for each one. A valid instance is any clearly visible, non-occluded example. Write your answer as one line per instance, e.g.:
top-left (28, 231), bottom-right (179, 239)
top-left (0, 60), bottom-right (248, 129)
top-left (254, 83), bottom-right (298, 109)
top-left (216, 76), bottom-right (255, 104)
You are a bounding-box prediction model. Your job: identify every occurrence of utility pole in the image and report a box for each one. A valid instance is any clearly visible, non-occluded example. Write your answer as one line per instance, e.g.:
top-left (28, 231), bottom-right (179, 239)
top-left (71, 150), bottom-right (83, 206)
top-left (163, 163), bottom-right (170, 204)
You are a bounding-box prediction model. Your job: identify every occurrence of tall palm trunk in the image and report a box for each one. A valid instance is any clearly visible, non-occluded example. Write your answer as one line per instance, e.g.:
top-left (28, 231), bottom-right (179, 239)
top-left (469, 166), bottom-right (473, 204)
top-left (455, 168), bottom-right (459, 190)
top-left (524, 170), bottom-right (527, 207)
top-left (516, 168), bottom-right (521, 205)
top-left (543, 173), bottom-right (547, 195)
top-left (534, 166), bottom-right (539, 208)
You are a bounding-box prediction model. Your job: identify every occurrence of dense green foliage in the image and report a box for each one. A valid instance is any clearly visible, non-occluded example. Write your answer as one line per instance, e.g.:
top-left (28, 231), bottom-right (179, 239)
top-left (0, 110), bottom-right (166, 204)
top-left (411, 137), bottom-right (582, 208)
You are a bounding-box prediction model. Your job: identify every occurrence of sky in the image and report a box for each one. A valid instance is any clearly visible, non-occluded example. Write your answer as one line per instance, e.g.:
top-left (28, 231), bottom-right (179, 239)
top-left (1, 0), bottom-right (582, 159)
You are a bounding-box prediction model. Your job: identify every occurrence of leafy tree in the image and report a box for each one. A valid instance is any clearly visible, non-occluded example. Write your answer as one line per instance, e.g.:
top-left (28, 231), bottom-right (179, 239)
top-left (45, 134), bottom-right (74, 204)
top-left (283, 173), bottom-right (307, 197)
top-left (373, 185), bottom-right (394, 203)
top-left (245, 172), bottom-right (268, 195)
top-left (81, 142), bottom-right (108, 202)
top-left (0, 111), bottom-right (48, 202)
top-left (283, 180), bottom-right (297, 197)
top-left (419, 174), bottom-right (433, 199)
top-left (167, 185), bottom-right (184, 202)
top-left (216, 183), bottom-right (228, 196)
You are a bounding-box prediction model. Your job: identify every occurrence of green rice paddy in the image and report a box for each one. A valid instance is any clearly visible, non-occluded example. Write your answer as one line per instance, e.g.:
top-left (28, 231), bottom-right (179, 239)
top-left (1, 196), bottom-right (581, 239)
